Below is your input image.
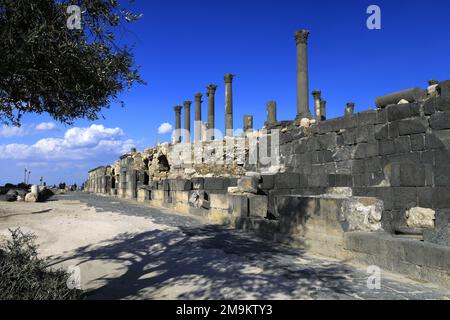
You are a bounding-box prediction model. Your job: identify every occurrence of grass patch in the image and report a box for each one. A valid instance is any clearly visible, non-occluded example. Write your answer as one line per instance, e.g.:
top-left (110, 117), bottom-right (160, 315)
top-left (0, 228), bottom-right (83, 300)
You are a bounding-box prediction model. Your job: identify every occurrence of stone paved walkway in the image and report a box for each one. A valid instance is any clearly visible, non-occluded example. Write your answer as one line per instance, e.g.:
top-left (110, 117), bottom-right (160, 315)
top-left (54, 193), bottom-right (450, 300)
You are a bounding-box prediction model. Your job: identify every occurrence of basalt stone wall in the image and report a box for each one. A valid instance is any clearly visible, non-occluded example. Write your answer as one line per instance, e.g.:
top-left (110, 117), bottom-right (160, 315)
top-left (260, 81), bottom-right (450, 245)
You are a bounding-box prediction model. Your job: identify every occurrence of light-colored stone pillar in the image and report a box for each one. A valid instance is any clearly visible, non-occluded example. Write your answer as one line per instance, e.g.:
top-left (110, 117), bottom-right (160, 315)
top-left (174, 106), bottom-right (182, 143)
top-left (224, 74), bottom-right (234, 136)
top-left (206, 84), bottom-right (217, 140)
top-left (266, 101), bottom-right (277, 126)
top-left (345, 102), bottom-right (355, 116)
top-left (295, 29), bottom-right (312, 119)
top-left (184, 101), bottom-right (192, 143)
top-left (243, 115), bottom-right (253, 133)
top-left (194, 93), bottom-right (203, 142)
top-left (312, 90), bottom-right (322, 122)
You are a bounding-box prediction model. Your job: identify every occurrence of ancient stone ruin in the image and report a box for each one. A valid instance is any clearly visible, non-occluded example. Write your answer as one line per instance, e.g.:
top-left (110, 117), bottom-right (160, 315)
top-left (86, 30), bottom-right (450, 288)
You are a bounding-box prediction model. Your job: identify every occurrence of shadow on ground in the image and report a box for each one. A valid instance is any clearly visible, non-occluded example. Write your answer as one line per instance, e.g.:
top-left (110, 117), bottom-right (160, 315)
top-left (50, 223), bottom-right (367, 300)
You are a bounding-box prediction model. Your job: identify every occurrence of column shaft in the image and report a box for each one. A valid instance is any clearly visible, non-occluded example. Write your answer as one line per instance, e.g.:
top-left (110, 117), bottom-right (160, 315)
top-left (295, 30), bottom-right (312, 119)
top-left (194, 93), bottom-right (203, 142)
top-left (184, 101), bottom-right (191, 143)
top-left (225, 74), bottom-right (234, 136)
top-left (206, 84), bottom-right (217, 140)
top-left (174, 106), bottom-right (182, 143)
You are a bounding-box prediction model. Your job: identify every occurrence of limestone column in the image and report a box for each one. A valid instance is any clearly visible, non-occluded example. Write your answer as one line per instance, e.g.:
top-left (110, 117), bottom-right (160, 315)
top-left (295, 30), bottom-right (312, 119)
top-left (224, 74), bottom-right (234, 136)
top-left (194, 93), bottom-right (203, 142)
top-left (174, 106), bottom-right (182, 143)
top-left (266, 101), bottom-right (277, 126)
top-left (312, 90), bottom-right (322, 122)
top-left (243, 115), bottom-right (253, 133)
top-left (345, 102), bottom-right (355, 116)
top-left (184, 101), bottom-right (192, 143)
top-left (320, 100), bottom-right (327, 121)
top-left (206, 84), bottom-right (217, 140)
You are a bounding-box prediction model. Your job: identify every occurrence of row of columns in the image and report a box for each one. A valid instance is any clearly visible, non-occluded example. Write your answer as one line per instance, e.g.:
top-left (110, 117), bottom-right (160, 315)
top-left (174, 74), bottom-right (236, 144)
top-left (173, 29), bottom-right (354, 142)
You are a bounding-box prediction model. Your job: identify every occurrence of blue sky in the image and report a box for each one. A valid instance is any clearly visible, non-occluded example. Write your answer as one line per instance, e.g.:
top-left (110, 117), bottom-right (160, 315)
top-left (1, 0), bottom-right (450, 185)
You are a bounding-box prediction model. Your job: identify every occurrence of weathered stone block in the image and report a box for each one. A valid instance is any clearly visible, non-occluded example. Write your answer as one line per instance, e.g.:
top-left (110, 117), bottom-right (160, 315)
top-left (400, 164), bottom-right (425, 187)
top-left (260, 175), bottom-right (275, 190)
top-left (434, 166), bottom-right (450, 186)
top-left (274, 173), bottom-right (300, 189)
top-left (171, 179), bottom-right (193, 191)
top-left (230, 195), bottom-right (248, 217)
top-left (204, 178), bottom-right (227, 190)
top-left (430, 111), bottom-right (450, 130)
top-left (394, 136), bottom-right (411, 153)
top-left (379, 140), bottom-right (395, 155)
top-left (237, 176), bottom-right (259, 194)
top-left (406, 207), bottom-right (435, 229)
top-left (248, 195), bottom-right (268, 218)
top-left (410, 134), bottom-right (425, 151)
top-left (357, 111), bottom-right (377, 126)
top-left (432, 188), bottom-right (450, 209)
top-left (393, 187), bottom-right (417, 209)
top-left (397, 118), bottom-right (428, 136)
top-left (374, 124), bottom-right (388, 140)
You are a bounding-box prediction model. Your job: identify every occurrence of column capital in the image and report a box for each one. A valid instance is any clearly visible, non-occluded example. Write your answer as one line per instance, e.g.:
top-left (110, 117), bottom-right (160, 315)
top-left (206, 84), bottom-right (218, 96)
top-left (312, 90), bottom-right (322, 99)
top-left (184, 101), bottom-right (192, 108)
top-left (194, 93), bottom-right (203, 101)
top-left (224, 74), bottom-right (235, 83)
top-left (174, 106), bottom-right (182, 113)
top-left (295, 29), bottom-right (310, 45)
top-left (267, 101), bottom-right (277, 108)
top-left (346, 102), bottom-right (355, 108)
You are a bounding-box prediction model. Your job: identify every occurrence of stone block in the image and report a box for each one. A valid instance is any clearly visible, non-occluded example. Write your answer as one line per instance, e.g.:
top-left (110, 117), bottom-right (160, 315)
top-left (209, 193), bottom-right (230, 210)
top-left (237, 176), bottom-right (259, 194)
top-left (426, 134), bottom-right (445, 149)
top-left (374, 124), bottom-right (388, 140)
top-left (394, 136), bottom-right (411, 153)
top-left (204, 178), bottom-right (227, 191)
top-left (397, 118), bottom-right (428, 136)
top-left (430, 111), bottom-right (450, 130)
top-left (400, 164), bottom-right (425, 187)
top-left (25, 193), bottom-right (37, 203)
top-left (406, 207), bottom-right (435, 229)
top-left (433, 188), bottom-right (450, 209)
top-left (434, 166), bottom-right (450, 186)
top-left (393, 187), bottom-right (417, 209)
top-left (387, 103), bottom-right (420, 121)
top-left (248, 195), bottom-right (268, 218)
top-left (410, 134), bottom-right (425, 151)
top-left (260, 175), bottom-right (275, 190)
top-left (357, 111), bottom-right (377, 126)
top-left (379, 140), bottom-right (395, 155)
top-left (230, 195), bottom-right (249, 218)
top-left (274, 173), bottom-right (301, 189)
top-left (171, 179), bottom-right (192, 191)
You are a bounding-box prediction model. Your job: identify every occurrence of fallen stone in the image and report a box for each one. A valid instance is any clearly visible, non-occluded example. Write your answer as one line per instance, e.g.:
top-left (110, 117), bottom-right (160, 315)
top-left (25, 192), bottom-right (38, 203)
top-left (406, 207), bottom-right (435, 229)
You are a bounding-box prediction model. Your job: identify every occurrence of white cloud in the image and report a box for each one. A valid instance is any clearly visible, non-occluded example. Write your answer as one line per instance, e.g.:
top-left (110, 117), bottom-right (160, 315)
top-left (158, 122), bottom-right (173, 135)
top-left (0, 124), bottom-right (135, 161)
top-left (0, 125), bottom-right (28, 138)
top-left (35, 122), bottom-right (57, 131)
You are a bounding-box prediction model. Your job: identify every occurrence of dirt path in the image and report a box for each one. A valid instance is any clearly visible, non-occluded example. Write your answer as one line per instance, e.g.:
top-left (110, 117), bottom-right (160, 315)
top-left (0, 192), bottom-right (448, 300)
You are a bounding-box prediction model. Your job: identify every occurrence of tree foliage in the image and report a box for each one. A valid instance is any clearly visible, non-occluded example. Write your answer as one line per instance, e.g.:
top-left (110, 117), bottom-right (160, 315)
top-left (0, 0), bottom-right (144, 126)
